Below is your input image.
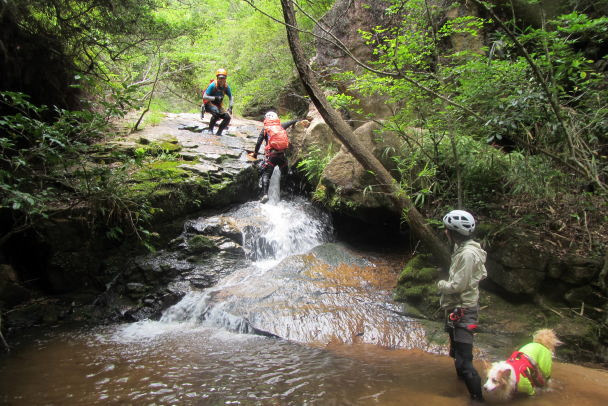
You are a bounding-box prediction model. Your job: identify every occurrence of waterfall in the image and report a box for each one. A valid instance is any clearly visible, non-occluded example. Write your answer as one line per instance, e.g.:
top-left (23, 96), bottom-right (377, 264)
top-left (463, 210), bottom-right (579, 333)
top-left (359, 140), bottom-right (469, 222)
top-left (243, 199), bottom-right (331, 265)
top-left (158, 197), bottom-right (333, 331)
top-left (116, 197), bottom-right (429, 352)
top-left (268, 165), bottom-right (281, 204)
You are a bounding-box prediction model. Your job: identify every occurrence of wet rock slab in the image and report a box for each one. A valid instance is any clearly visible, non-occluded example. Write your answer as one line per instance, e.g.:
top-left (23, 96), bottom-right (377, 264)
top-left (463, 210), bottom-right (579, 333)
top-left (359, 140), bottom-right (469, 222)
top-left (203, 243), bottom-right (442, 352)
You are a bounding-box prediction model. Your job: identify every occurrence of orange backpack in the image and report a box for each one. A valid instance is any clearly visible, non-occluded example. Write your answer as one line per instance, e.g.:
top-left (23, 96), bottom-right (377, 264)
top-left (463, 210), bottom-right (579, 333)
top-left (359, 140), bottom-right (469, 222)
top-left (264, 118), bottom-right (289, 151)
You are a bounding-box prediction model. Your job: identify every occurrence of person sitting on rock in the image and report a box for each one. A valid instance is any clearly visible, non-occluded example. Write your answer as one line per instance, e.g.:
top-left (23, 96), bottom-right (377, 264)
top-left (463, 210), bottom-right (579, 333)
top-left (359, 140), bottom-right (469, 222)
top-left (249, 111), bottom-right (305, 203)
top-left (202, 68), bottom-right (233, 136)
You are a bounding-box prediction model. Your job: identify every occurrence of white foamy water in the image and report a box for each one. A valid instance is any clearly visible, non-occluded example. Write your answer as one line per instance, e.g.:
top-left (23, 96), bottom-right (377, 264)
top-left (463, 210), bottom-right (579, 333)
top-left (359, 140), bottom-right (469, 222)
top-left (268, 165), bottom-right (281, 204)
top-left (251, 198), bottom-right (330, 266)
top-left (114, 196), bottom-right (333, 338)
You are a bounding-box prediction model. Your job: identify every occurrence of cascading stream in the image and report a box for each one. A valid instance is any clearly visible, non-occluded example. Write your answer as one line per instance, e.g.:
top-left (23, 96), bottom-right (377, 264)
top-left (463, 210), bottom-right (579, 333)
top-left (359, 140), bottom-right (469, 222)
top-left (149, 191), bottom-right (437, 352)
top-left (268, 165), bottom-right (281, 204)
top-left (158, 194), bottom-right (334, 335)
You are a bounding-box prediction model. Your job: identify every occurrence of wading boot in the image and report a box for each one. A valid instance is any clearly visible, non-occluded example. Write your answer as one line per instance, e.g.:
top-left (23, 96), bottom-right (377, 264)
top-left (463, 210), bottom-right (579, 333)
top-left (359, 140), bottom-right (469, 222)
top-left (216, 120), bottom-right (228, 136)
top-left (464, 372), bottom-right (484, 404)
top-left (208, 116), bottom-right (218, 134)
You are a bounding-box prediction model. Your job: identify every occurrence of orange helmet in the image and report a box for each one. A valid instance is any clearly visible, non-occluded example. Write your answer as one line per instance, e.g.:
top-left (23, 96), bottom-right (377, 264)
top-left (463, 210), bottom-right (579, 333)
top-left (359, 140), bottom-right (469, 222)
top-left (215, 68), bottom-right (228, 78)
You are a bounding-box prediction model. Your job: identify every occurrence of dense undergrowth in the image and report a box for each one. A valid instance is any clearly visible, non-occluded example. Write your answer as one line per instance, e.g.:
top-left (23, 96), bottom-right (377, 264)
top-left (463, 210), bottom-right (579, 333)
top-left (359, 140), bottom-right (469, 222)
top-left (295, 0), bottom-right (608, 259)
top-left (0, 0), bottom-right (330, 253)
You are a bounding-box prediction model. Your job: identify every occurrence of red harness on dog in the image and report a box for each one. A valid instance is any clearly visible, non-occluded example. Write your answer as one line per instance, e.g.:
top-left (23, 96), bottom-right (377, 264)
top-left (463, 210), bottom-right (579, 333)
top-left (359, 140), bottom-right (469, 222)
top-left (506, 351), bottom-right (546, 388)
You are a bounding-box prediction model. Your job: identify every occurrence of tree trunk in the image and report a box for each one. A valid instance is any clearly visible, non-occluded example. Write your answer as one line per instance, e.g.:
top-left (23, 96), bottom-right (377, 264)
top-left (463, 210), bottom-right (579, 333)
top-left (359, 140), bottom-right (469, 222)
top-left (280, 0), bottom-right (451, 267)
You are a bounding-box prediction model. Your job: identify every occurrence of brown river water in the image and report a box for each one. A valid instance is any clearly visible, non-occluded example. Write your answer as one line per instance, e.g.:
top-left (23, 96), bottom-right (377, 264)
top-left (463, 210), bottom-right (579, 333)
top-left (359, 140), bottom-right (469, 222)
top-left (2, 198), bottom-right (608, 405)
top-left (1, 322), bottom-right (607, 405)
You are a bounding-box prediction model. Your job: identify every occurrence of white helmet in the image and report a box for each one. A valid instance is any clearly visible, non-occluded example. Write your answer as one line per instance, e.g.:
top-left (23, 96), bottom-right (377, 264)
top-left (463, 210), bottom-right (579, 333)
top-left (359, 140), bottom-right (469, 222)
top-left (264, 111), bottom-right (278, 120)
top-left (442, 210), bottom-right (476, 236)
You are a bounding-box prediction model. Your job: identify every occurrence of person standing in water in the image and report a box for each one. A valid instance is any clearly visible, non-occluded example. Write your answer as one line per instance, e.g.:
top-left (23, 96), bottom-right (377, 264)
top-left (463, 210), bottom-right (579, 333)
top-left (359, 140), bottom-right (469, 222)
top-left (437, 209), bottom-right (487, 404)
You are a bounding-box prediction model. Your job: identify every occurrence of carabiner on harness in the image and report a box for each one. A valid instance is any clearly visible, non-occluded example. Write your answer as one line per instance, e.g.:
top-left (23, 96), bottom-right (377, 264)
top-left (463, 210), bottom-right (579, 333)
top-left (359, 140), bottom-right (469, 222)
top-left (449, 307), bottom-right (464, 322)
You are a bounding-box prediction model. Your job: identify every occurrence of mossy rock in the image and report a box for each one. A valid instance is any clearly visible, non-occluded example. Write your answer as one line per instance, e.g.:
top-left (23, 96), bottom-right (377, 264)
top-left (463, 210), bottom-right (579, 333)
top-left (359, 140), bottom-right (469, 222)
top-left (135, 139), bottom-right (181, 156)
top-left (393, 254), bottom-right (440, 318)
top-left (394, 283), bottom-right (439, 304)
top-left (138, 135), bottom-right (178, 145)
top-left (146, 141), bottom-right (181, 154)
top-left (553, 316), bottom-right (606, 363)
top-left (312, 185), bottom-right (368, 218)
top-left (131, 160), bottom-right (193, 187)
top-left (187, 235), bottom-right (219, 254)
top-left (397, 254), bottom-right (436, 284)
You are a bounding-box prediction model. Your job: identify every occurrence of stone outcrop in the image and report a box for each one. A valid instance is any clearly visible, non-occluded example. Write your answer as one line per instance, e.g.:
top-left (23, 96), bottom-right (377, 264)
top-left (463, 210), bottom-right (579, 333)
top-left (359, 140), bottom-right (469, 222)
top-left (313, 0), bottom-right (395, 122)
top-left (289, 103), bottom-right (341, 164)
top-left (320, 120), bottom-right (404, 213)
top-left (0, 113), bottom-right (266, 332)
top-left (488, 234), bottom-right (604, 299)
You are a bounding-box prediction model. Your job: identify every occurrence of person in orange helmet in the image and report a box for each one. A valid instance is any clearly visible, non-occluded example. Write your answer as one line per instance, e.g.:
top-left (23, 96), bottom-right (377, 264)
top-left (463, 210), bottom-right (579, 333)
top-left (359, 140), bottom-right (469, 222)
top-left (202, 68), bottom-right (233, 136)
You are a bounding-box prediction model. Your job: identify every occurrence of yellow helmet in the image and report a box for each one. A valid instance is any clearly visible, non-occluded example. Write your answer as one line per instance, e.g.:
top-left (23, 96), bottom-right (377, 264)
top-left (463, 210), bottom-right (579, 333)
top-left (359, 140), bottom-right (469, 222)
top-left (215, 68), bottom-right (228, 78)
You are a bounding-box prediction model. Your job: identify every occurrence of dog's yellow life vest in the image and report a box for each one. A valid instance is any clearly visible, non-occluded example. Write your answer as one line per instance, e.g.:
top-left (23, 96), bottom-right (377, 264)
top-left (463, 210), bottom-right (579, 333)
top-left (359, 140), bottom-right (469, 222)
top-left (508, 342), bottom-right (553, 395)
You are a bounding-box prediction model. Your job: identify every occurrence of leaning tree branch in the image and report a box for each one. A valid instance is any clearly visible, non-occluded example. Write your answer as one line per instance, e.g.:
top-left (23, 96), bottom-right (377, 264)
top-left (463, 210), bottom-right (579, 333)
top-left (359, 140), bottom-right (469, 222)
top-left (280, 0), bottom-right (451, 267)
top-left (0, 313), bottom-right (9, 352)
top-left (264, 0), bottom-right (602, 190)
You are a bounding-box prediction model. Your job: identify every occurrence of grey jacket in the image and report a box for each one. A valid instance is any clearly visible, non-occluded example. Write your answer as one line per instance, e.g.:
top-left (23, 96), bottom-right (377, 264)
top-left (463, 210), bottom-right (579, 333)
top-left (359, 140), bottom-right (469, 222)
top-left (437, 240), bottom-right (487, 309)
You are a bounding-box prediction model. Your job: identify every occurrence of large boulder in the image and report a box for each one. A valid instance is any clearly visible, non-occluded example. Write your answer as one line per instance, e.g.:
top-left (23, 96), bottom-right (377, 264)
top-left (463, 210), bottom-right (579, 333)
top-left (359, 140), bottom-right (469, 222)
top-left (487, 232), bottom-right (603, 299)
top-left (486, 236), bottom-right (550, 296)
top-left (318, 120), bottom-right (404, 215)
top-left (288, 104), bottom-right (338, 165)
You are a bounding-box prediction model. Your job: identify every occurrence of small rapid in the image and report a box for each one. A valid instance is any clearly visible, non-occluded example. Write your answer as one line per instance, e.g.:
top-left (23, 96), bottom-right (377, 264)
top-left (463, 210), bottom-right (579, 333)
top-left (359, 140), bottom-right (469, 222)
top-left (124, 191), bottom-right (335, 338)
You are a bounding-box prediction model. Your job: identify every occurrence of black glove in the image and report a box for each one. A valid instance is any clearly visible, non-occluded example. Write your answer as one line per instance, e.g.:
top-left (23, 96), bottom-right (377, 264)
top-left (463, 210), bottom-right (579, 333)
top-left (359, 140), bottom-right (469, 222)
top-left (214, 95), bottom-right (223, 104)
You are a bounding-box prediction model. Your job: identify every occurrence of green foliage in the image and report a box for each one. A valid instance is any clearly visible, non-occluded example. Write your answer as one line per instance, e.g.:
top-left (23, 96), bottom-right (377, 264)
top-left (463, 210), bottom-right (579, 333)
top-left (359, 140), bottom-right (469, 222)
top-left (343, 0), bottom-right (608, 210)
top-left (388, 123), bottom-right (575, 213)
top-left (1, 0), bottom-right (318, 120)
top-left (134, 0), bottom-right (334, 117)
top-left (327, 92), bottom-right (363, 115)
top-left (296, 145), bottom-right (336, 186)
top-left (0, 91), bottom-right (161, 249)
top-left (3, 0), bottom-right (331, 124)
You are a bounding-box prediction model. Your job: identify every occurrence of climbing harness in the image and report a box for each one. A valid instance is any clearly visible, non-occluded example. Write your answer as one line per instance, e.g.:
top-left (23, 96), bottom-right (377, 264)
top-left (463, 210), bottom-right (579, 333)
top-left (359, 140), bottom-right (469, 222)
top-left (449, 307), bottom-right (465, 322)
top-left (447, 307), bottom-right (478, 332)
